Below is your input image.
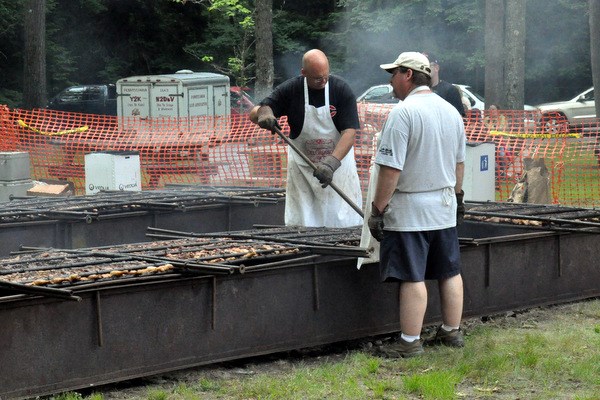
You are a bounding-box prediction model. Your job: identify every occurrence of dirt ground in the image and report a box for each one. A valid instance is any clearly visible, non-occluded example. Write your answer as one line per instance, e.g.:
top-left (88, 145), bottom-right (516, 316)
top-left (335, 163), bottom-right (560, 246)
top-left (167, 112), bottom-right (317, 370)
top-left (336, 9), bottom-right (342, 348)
top-left (76, 299), bottom-right (597, 400)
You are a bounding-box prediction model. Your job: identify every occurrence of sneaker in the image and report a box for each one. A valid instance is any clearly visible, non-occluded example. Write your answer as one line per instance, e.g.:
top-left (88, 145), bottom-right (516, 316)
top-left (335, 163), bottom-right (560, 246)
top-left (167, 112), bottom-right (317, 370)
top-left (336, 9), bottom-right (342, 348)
top-left (374, 337), bottom-right (424, 358)
top-left (434, 326), bottom-right (465, 347)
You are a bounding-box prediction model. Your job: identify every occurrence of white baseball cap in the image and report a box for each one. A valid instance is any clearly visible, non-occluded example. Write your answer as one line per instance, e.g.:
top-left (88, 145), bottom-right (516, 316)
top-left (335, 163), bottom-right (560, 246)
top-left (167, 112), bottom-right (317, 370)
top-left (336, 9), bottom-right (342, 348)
top-left (380, 51), bottom-right (432, 77)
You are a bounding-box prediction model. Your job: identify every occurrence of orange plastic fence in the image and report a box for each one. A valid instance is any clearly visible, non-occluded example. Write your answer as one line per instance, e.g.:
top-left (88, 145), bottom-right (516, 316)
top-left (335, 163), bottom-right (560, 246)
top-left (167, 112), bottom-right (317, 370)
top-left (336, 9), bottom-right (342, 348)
top-left (1, 104), bottom-right (599, 207)
top-left (462, 108), bottom-right (600, 207)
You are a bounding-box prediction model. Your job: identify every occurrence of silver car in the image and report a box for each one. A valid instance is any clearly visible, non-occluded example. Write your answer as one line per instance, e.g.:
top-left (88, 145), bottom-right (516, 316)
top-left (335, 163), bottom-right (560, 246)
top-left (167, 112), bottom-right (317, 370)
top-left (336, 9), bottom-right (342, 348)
top-left (357, 83), bottom-right (535, 111)
top-left (536, 87), bottom-right (595, 132)
top-left (356, 84), bottom-right (398, 103)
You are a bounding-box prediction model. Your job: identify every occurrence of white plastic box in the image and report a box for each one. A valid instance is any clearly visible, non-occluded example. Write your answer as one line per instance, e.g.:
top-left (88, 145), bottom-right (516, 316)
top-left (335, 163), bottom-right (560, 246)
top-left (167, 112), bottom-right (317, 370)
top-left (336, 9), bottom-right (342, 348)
top-left (0, 179), bottom-right (34, 202)
top-left (463, 142), bottom-right (496, 202)
top-left (85, 151), bottom-right (141, 195)
top-left (0, 152), bottom-right (31, 181)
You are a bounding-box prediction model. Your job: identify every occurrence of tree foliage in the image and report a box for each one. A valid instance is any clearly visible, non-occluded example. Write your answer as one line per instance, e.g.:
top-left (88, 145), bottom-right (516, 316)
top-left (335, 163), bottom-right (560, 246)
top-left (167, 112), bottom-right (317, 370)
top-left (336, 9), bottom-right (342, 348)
top-left (0, 0), bottom-right (27, 107)
top-left (0, 0), bottom-right (594, 107)
top-left (329, 0), bottom-right (591, 104)
top-left (183, 0), bottom-right (255, 87)
top-left (327, 0), bottom-right (486, 96)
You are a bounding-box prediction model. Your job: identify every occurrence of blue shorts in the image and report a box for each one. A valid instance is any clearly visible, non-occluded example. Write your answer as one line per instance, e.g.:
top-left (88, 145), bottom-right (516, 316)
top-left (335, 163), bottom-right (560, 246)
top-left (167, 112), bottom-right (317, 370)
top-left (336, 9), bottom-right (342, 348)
top-left (379, 228), bottom-right (461, 282)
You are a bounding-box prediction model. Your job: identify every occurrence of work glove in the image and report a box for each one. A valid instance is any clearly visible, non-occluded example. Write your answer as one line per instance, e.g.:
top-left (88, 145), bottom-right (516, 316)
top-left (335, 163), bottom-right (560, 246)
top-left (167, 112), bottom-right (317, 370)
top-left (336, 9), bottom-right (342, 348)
top-left (313, 155), bottom-right (341, 188)
top-left (456, 190), bottom-right (465, 225)
top-left (256, 106), bottom-right (281, 132)
top-left (368, 202), bottom-right (388, 242)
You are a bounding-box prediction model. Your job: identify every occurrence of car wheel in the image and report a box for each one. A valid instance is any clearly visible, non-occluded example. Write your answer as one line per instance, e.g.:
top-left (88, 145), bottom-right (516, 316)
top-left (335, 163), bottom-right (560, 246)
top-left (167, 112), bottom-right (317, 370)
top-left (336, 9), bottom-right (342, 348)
top-left (539, 112), bottom-right (569, 134)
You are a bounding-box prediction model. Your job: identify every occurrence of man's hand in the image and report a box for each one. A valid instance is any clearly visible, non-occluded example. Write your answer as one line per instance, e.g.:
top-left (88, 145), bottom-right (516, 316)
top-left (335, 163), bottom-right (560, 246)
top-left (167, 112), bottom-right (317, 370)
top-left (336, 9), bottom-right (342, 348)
top-left (456, 190), bottom-right (465, 225)
top-left (368, 203), bottom-right (388, 241)
top-left (256, 106), bottom-right (281, 132)
top-left (313, 155), bottom-right (341, 188)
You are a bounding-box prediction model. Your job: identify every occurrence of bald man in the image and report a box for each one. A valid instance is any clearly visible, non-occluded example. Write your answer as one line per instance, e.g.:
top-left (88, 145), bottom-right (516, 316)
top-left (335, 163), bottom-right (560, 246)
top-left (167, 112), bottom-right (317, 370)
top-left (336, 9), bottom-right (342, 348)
top-left (249, 49), bottom-right (362, 228)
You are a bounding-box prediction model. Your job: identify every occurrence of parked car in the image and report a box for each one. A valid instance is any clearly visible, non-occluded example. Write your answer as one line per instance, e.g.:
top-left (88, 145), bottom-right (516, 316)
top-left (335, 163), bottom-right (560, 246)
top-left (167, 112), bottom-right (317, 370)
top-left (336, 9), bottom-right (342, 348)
top-left (535, 87), bottom-right (595, 133)
top-left (357, 83), bottom-right (536, 111)
top-left (356, 84), bottom-right (399, 104)
top-left (455, 84), bottom-right (485, 110)
top-left (47, 84), bottom-right (117, 115)
top-left (230, 86), bottom-right (255, 115)
top-left (357, 83), bottom-right (481, 109)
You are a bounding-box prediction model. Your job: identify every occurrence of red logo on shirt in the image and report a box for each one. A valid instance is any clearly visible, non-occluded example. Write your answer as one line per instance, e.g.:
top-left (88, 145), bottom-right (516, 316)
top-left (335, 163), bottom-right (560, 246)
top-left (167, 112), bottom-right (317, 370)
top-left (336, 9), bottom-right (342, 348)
top-left (330, 105), bottom-right (337, 118)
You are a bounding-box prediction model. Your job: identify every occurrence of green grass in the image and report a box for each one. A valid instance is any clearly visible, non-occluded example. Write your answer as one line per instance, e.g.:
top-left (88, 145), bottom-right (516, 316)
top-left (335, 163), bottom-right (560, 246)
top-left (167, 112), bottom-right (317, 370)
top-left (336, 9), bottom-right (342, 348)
top-left (495, 142), bottom-right (600, 206)
top-left (558, 146), bottom-right (600, 206)
top-left (52, 299), bottom-right (600, 400)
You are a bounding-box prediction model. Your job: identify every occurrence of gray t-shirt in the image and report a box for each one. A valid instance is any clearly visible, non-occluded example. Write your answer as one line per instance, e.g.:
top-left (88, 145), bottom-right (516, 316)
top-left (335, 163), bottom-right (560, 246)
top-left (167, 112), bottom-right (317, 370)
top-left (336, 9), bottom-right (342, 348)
top-left (374, 91), bottom-right (466, 230)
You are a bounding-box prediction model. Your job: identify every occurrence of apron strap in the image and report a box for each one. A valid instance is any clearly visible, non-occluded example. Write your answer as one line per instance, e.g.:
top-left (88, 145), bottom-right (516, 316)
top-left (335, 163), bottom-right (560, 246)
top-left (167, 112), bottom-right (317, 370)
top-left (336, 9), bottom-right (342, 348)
top-left (303, 78), bottom-right (330, 108)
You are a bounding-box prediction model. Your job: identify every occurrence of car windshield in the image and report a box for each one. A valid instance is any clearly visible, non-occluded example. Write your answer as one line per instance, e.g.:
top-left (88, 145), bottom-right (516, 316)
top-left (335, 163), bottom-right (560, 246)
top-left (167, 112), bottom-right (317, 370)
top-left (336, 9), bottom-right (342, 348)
top-left (581, 89), bottom-right (594, 101)
top-left (364, 88), bottom-right (389, 100)
top-left (464, 86), bottom-right (485, 102)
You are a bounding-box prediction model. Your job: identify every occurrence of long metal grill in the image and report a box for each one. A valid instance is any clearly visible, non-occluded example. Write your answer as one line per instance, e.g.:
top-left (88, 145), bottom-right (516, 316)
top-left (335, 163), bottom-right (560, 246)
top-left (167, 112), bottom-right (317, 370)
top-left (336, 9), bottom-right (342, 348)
top-left (465, 201), bottom-right (600, 233)
top-left (0, 226), bottom-right (366, 300)
top-left (0, 185), bottom-right (284, 224)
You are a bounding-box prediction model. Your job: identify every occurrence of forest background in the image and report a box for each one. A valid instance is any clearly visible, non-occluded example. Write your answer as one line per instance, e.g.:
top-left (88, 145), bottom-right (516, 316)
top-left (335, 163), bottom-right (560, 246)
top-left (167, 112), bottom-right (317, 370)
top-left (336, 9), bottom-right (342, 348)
top-left (0, 0), bottom-right (595, 110)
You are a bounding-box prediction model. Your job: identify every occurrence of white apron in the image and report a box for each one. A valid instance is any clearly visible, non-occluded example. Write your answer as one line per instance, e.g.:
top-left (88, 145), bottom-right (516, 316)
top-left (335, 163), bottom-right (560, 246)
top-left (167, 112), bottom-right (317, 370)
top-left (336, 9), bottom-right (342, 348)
top-left (357, 130), bottom-right (382, 268)
top-left (357, 162), bottom-right (381, 268)
top-left (285, 79), bottom-right (363, 227)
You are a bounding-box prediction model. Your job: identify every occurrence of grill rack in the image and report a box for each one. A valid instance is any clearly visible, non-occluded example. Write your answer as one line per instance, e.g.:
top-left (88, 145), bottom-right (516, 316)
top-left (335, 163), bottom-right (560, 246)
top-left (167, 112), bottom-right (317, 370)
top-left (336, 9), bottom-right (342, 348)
top-left (1, 226), bottom-right (368, 298)
top-left (465, 201), bottom-right (600, 232)
top-left (1, 186), bottom-right (285, 224)
top-left (146, 225), bottom-right (367, 256)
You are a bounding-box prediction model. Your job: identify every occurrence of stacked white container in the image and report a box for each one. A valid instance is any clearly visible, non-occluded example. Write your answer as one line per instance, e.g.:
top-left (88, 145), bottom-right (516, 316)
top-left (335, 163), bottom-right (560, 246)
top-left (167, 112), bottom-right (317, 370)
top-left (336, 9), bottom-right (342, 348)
top-left (0, 152), bottom-right (34, 202)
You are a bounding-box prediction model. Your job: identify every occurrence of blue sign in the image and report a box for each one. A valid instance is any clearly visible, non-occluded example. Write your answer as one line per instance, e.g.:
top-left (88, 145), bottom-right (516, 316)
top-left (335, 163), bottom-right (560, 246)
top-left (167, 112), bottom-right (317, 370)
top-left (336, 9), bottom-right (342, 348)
top-left (480, 155), bottom-right (489, 171)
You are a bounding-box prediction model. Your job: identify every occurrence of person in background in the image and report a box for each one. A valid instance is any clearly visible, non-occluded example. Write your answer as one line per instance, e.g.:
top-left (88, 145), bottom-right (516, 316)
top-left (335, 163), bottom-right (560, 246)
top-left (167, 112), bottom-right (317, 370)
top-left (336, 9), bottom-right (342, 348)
top-left (484, 104), bottom-right (508, 131)
top-left (423, 52), bottom-right (466, 117)
top-left (249, 49), bottom-right (363, 228)
top-left (368, 51), bottom-right (466, 358)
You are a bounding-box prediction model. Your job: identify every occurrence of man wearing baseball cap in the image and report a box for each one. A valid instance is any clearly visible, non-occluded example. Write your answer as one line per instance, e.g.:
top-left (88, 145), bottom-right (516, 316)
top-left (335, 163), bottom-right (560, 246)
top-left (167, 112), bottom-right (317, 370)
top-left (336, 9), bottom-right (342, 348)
top-left (367, 51), bottom-right (467, 358)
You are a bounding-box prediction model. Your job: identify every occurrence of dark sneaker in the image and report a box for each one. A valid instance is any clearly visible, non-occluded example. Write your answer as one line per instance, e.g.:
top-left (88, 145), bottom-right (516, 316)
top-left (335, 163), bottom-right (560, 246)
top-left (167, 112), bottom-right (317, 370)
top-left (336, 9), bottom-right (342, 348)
top-left (374, 337), bottom-right (424, 358)
top-left (434, 327), bottom-right (465, 347)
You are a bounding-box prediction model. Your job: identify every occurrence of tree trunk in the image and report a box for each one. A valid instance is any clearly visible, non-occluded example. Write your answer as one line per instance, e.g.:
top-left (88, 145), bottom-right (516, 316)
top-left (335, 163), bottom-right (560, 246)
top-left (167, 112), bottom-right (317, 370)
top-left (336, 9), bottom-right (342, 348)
top-left (504, 0), bottom-right (525, 110)
top-left (484, 0), bottom-right (505, 109)
top-left (254, 0), bottom-right (274, 102)
top-left (590, 0), bottom-right (600, 121)
top-left (23, 0), bottom-right (46, 109)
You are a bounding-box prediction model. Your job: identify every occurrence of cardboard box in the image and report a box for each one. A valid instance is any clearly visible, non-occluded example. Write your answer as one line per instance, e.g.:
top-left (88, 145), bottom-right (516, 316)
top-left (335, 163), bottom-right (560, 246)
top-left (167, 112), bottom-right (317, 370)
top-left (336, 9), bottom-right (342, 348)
top-left (27, 183), bottom-right (72, 197)
top-left (85, 151), bottom-right (141, 195)
top-left (0, 152), bottom-right (30, 181)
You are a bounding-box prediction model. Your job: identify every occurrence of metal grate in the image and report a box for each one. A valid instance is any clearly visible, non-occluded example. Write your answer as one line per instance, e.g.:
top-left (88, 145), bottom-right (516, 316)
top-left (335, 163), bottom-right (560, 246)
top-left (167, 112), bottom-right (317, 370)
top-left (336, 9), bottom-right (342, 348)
top-left (1, 226), bottom-right (367, 298)
top-left (465, 201), bottom-right (600, 232)
top-left (0, 186), bottom-right (285, 223)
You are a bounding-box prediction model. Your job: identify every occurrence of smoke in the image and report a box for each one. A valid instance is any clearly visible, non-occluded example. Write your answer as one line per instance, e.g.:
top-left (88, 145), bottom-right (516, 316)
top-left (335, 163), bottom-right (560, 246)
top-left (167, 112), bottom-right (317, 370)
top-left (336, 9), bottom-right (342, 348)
top-left (274, 52), bottom-right (303, 84)
top-left (524, 0), bottom-right (591, 103)
top-left (314, 0), bottom-right (592, 105)
top-left (321, 7), bottom-right (477, 100)
top-left (333, 30), bottom-right (400, 98)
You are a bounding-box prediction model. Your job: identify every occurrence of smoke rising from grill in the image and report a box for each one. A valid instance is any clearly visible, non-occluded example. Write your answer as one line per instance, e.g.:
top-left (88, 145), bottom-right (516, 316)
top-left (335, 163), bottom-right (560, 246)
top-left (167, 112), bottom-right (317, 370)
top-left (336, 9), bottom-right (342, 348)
top-left (287, 0), bottom-right (593, 105)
